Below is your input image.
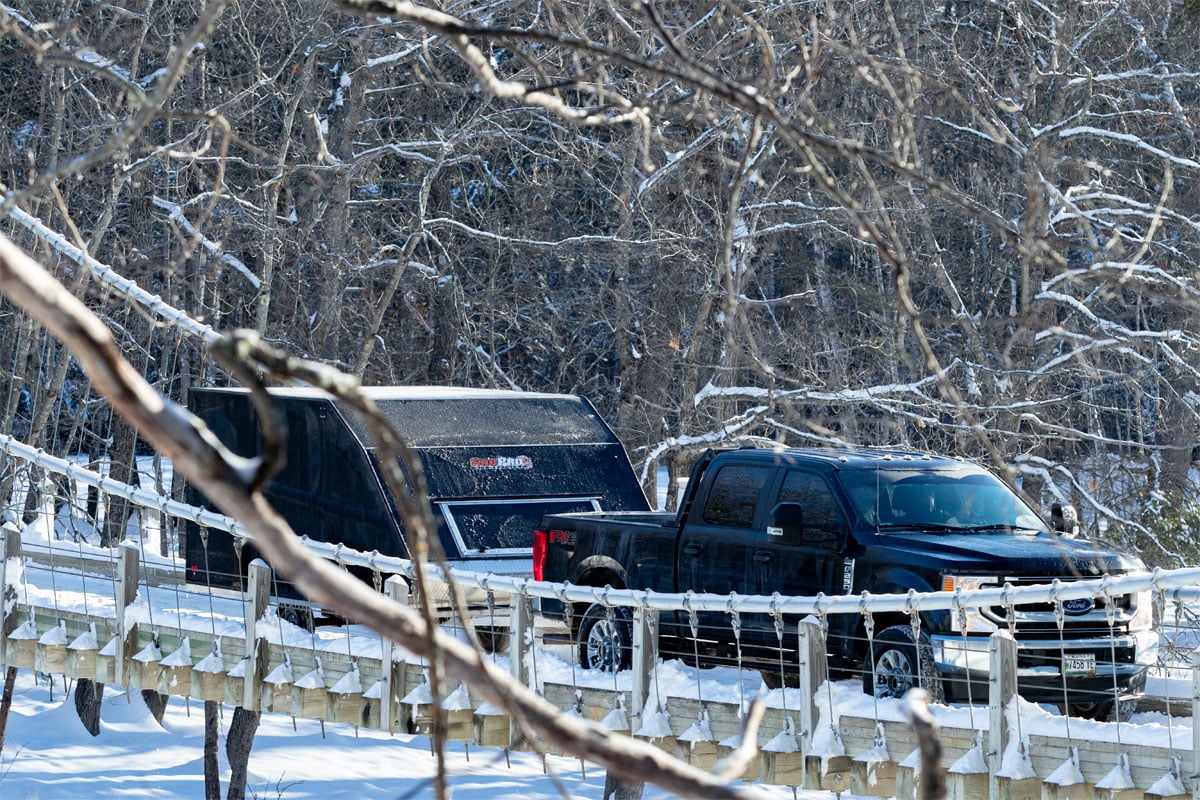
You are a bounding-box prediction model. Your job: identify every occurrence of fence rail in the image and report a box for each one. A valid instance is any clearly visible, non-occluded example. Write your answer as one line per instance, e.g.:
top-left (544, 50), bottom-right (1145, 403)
top-left (6, 435), bottom-right (1200, 798)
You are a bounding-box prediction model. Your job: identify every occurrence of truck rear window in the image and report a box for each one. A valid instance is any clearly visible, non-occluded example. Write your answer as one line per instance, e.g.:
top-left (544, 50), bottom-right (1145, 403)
top-left (702, 465), bottom-right (772, 528)
top-left (439, 497), bottom-right (601, 555)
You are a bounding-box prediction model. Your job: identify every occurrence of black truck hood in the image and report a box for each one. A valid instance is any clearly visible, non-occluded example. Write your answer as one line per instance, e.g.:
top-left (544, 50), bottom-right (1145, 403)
top-left (864, 530), bottom-right (1142, 576)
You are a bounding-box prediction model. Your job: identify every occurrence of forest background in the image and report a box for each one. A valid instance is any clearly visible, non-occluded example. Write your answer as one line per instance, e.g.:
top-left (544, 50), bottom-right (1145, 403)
top-left (1, 0), bottom-right (1199, 565)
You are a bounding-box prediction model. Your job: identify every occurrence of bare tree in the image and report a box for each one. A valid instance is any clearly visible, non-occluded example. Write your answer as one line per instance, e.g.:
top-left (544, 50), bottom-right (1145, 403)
top-left (0, 230), bottom-right (770, 798)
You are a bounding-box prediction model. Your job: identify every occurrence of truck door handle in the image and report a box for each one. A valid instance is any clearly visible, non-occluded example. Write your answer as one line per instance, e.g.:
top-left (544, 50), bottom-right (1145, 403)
top-left (682, 543), bottom-right (703, 558)
top-left (754, 552), bottom-right (773, 564)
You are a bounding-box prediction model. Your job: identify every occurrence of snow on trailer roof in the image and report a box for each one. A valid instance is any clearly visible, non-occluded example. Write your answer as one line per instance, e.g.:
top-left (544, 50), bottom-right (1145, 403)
top-left (195, 385), bottom-right (570, 401)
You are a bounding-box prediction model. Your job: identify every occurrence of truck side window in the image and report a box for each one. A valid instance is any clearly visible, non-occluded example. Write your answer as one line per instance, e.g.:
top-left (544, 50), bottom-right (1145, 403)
top-left (778, 471), bottom-right (845, 537)
top-left (702, 465), bottom-right (771, 527)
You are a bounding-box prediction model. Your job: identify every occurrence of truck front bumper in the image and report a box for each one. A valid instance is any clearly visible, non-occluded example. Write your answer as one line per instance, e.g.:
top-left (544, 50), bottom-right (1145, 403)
top-left (930, 630), bottom-right (1156, 706)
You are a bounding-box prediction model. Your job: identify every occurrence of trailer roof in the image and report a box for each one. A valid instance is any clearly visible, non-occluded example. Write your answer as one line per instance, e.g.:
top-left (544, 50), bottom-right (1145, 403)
top-left (191, 386), bottom-right (620, 448)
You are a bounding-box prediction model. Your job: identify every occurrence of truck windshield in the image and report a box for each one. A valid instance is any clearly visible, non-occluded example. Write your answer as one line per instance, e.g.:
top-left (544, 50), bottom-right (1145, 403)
top-left (837, 467), bottom-right (1045, 533)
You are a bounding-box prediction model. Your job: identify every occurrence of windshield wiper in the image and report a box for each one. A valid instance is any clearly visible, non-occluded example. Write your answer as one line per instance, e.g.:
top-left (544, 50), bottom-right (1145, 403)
top-left (875, 522), bottom-right (961, 533)
top-left (960, 523), bottom-right (1042, 534)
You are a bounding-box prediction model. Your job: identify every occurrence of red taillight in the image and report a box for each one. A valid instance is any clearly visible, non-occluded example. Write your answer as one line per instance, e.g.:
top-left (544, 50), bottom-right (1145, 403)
top-left (532, 529), bottom-right (547, 581)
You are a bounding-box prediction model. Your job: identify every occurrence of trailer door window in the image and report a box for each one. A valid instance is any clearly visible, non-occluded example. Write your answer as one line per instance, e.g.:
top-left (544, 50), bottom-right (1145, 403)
top-left (440, 497), bottom-right (601, 556)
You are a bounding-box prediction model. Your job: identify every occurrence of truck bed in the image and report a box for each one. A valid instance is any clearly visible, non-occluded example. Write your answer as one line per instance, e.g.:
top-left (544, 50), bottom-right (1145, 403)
top-left (546, 510), bottom-right (678, 529)
top-left (541, 509), bottom-right (680, 596)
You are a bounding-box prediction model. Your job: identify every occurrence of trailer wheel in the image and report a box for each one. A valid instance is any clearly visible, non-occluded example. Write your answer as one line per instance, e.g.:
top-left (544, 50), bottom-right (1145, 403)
top-left (578, 603), bottom-right (632, 672)
top-left (863, 625), bottom-right (944, 703)
top-left (476, 625), bottom-right (510, 654)
top-left (279, 603), bottom-right (315, 632)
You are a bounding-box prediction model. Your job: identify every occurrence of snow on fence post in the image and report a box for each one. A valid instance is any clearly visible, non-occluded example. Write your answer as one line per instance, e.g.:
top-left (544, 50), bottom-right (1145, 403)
top-left (38, 471), bottom-right (55, 534)
top-left (630, 603), bottom-right (658, 731)
top-left (0, 527), bottom-right (21, 667)
top-left (242, 558), bottom-right (271, 711)
top-left (379, 575), bottom-right (409, 734)
top-left (114, 541), bottom-right (140, 686)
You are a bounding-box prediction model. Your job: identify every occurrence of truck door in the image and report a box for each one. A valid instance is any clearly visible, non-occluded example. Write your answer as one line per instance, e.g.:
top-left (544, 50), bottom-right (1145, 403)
top-left (748, 469), bottom-right (849, 650)
top-left (675, 463), bottom-right (774, 659)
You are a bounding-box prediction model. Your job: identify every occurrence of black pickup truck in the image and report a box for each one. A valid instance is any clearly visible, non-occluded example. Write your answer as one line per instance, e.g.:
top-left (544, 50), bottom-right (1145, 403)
top-left (536, 446), bottom-right (1156, 715)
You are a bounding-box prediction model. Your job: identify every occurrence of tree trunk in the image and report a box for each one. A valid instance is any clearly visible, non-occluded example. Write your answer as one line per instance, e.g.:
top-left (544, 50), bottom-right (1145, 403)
top-left (426, 275), bottom-right (457, 384)
top-left (225, 707), bottom-right (260, 800)
top-left (74, 678), bottom-right (104, 736)
top-left (1158, 376), bottom-right (1199, 496)
top-left (142, 689), bottom-right (168, 725)
top-left (0, 666), bottom-right (17, 750)
top-left (204, 700), bottom-right (221, 800)
top-left (102, 413), bottom-right (139, 546)
top-left (603, 772), bottom-right (644, 800)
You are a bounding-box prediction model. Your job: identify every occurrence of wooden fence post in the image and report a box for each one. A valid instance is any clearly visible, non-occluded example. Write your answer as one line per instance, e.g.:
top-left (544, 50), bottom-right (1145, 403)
top-left (989, 629), bottom-right (1019, 800)
top-left (242, 559), bottom-right (271, 710)
top-left (380, 575), bottom-right (409, 733)
top-left (509, 591), bottom-right (531, 689)
top-left (114, 542), bottom-right (139, 686)
top-left (509, 592), bottom-right (532, 749)
top-left (796, 615), bottom-right (828, 756)
top-left (0, 528), bottom-right (22, 667)
top-left (1191, 650), bottom-right (1200, 798)
top-left (800, 616), bottom-right (840, 791)
top-left (606, 603), bottom-right (656, 800)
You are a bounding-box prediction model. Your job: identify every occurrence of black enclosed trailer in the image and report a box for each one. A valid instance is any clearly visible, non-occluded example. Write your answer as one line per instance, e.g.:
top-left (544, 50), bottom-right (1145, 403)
top-left (183, 386), bottom-right (649, 631)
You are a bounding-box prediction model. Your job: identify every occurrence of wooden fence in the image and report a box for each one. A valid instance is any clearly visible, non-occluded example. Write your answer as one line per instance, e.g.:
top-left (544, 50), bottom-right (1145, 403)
top-left (5, 527), bottom-right (1200, 800)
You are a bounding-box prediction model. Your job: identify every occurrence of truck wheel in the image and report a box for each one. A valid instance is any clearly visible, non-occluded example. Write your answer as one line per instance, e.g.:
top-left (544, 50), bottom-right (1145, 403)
top-left (1064, 700), bottom-right (1111, 720)
top-left (578, 603), bottom-right (632, 671)
top-left (1064, 698), bottom-right (1137, 721)
top-left (863, 625), bottom-right (944, 704)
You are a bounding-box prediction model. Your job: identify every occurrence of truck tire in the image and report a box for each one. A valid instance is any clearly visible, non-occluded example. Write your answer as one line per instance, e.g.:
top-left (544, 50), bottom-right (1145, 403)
top-left (863, 625), bottom-right (945, 704)
top-left (578, 603), bottom-right (632, 671)
top-left (1064, 697), bottom-right (1137, 721)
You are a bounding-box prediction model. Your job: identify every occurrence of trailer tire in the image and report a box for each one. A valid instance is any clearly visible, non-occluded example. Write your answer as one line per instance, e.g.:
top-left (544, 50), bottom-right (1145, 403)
top-left (578, 603), bottom-right (632, 672)
top-left (279, 603), bottom-right (315, 632)
top-left (863, 625), bottom-right (944, 704)
top-left (476, 626), bottom-right (510, 655)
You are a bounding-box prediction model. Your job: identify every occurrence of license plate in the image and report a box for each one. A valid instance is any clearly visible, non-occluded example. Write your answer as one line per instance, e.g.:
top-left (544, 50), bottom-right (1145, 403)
top-left (1064, 652), bottom-right (1096, 675)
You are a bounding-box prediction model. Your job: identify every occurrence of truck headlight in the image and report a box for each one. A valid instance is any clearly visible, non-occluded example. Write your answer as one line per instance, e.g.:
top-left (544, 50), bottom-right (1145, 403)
top-left (944, 575), bottom-right (999, 633)
top-left (1134, 630), bottom-right (1159, 665)
top-left (1128, 589), bottom-right (1153, 632)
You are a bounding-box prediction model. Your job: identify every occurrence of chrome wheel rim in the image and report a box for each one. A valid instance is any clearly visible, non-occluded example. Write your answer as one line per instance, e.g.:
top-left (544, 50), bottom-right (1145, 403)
top-left (585, 618), bottom-right (620, 670)
top-left (873, 648), bottom-right (915, 697)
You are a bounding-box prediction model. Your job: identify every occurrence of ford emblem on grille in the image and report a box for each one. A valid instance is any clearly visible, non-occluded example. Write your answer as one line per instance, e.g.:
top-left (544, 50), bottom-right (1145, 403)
top-left (1062, 597), bottom-right (1095, 615)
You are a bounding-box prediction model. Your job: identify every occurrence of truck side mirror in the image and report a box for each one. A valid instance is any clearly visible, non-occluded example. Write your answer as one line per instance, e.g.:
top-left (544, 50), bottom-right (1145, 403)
top-left (1050, 502), bottom-right (1080, 538)
top-left (767, 502), bottom-right (804, 540)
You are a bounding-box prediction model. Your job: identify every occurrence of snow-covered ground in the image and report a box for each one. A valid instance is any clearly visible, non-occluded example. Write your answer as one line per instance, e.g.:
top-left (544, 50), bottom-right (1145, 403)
top-left (5, 665), bottom-right (1198, 800)
top-left (4, 668), bottom-right (804, 799)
